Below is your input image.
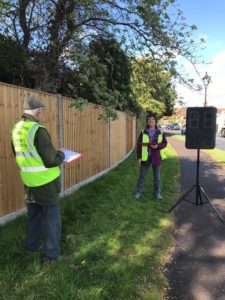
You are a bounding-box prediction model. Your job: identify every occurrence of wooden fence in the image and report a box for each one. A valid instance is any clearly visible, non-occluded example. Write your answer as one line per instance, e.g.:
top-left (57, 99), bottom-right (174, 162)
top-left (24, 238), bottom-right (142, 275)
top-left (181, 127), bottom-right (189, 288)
top-left (0, 82), bottom-right (136, 218)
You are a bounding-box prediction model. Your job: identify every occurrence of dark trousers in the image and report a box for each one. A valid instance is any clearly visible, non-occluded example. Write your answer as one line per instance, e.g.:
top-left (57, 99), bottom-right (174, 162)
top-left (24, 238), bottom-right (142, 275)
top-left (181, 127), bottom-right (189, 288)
top-left (136, 158), bottom-right (161, 195)
top-left (26, 203), bottom-right (61, 259)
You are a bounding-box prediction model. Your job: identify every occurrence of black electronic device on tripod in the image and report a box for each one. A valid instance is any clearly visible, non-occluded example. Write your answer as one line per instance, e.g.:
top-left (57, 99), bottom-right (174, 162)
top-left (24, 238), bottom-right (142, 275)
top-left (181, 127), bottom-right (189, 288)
top-left (168, 106), bottom-right (224, 223)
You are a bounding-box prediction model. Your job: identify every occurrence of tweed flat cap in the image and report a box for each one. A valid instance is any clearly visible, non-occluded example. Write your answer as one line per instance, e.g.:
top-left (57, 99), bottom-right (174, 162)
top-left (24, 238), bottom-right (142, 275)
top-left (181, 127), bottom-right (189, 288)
top-left (23, 95), bottom-right (45, 109)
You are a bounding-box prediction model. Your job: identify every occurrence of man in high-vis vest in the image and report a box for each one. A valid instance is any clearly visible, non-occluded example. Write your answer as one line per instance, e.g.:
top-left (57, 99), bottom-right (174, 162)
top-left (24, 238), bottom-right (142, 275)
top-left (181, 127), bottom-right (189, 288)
top-left (11, 95), bottom-right (65, 262)
top-left (135, 114), bottom-right (167, 200)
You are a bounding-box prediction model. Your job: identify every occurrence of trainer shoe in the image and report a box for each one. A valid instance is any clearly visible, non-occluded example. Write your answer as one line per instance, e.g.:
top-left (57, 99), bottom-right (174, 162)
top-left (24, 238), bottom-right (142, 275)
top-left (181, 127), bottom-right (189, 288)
top-left (156, 193), bottom-right (163, 200)
top-left (134, 192), bottom-right (141, 200)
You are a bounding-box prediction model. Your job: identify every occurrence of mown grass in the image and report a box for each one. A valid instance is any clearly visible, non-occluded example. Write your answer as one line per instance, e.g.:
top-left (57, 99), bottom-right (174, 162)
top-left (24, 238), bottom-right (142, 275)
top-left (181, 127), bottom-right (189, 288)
top-left (171, 134), bottom-right (225, 165)
top-left (0, 145), bottom-right (179, 300)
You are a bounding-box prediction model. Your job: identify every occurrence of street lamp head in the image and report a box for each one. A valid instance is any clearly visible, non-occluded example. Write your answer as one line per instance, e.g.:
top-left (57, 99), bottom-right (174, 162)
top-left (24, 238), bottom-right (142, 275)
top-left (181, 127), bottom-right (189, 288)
top-left (202, 72), bottom-right (211, 87)
top-left (202, 72), bottom-right (211, 107)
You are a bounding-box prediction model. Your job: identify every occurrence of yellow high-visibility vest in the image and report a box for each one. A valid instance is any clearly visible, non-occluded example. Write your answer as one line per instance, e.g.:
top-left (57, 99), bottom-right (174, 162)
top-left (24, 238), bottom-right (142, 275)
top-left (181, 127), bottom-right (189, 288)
top-left (141, 130), bottom-right (166, 161)
top-left (11, 120), bottom-right (60, 187)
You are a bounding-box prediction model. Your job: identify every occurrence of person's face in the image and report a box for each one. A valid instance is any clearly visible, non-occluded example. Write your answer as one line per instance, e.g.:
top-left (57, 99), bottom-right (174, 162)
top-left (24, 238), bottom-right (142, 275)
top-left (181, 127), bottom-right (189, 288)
top-left (36, 108), bottom-right (45, 122)
top-left (147, 117), bottom-right (156, 128)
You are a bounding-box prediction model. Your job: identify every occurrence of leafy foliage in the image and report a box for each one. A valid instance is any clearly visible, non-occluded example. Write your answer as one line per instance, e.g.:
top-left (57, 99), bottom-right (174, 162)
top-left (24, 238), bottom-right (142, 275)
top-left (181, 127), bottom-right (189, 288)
top-left (0, 0), bottom-right (202, 115)
top-left (65, 37), bottom-right (140, 116)
top-left (0, 34), bottom-right (26, 84)
top-left (131, 58), bottom-right (176, 117)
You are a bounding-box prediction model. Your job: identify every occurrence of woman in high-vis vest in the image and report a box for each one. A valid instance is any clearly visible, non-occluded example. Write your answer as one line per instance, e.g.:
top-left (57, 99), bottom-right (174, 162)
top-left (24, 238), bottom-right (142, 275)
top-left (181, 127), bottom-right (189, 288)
top-left (135, 114), bottom-right (167, 200)
top-left (11, 96), bottom-right (65, 263)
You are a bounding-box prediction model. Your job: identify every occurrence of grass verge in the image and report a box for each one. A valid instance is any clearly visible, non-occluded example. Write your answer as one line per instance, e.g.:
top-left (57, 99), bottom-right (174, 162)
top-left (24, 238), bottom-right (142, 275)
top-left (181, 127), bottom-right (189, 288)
top-left (203, 148), bottom-right (225, 165)
top-left (0, 145), bottom-right (179, 300)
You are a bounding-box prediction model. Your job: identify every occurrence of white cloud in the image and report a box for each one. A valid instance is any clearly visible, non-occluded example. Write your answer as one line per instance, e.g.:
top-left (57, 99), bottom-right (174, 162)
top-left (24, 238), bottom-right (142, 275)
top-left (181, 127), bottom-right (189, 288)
top-left (175, 50), bottom-right (225, 108)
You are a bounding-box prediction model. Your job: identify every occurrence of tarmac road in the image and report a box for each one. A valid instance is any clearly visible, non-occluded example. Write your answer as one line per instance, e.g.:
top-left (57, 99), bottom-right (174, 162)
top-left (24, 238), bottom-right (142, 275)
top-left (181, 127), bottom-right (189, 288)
top-left (165, 136), bottom-right (225, 300)
top-left (216, 135), bottom-right (225, 151)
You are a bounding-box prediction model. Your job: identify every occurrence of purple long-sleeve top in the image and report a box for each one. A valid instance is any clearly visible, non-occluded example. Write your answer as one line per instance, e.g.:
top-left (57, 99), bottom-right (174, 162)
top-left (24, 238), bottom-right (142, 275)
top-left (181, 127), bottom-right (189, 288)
top-left (136, 126), bottom-right (167, 166)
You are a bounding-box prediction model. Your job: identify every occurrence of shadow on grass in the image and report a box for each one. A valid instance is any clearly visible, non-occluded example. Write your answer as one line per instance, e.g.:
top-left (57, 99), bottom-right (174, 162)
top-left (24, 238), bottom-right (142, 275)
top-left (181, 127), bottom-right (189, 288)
top-left (0, 150), bottom-right (179, 300)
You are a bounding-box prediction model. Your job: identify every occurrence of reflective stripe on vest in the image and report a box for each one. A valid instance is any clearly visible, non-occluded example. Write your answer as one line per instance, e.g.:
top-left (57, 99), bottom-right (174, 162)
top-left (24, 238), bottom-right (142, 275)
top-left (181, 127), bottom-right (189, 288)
top-left (158, 133), bottom-right (167, 160)
top-left (15, 151), bottom-right (40, 158)
top-left (141, 133), bottom-right (150, 161)
top-left (20, 166), bottom-right (49, 172)
top-left (11, 120), bottom-right (60, 187)
top-left (141, 130), bottom-right (166, 161)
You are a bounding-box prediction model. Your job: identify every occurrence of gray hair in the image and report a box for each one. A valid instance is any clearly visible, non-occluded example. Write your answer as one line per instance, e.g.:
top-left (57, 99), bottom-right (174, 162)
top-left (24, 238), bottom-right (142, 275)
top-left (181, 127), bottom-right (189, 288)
top-left (24, 108), bottom-right (42, 116)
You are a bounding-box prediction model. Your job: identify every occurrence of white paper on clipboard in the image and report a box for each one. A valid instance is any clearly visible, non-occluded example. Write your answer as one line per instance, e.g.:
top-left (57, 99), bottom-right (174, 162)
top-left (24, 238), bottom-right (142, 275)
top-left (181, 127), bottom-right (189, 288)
top-left (61, 148), bottom-right (82, 163)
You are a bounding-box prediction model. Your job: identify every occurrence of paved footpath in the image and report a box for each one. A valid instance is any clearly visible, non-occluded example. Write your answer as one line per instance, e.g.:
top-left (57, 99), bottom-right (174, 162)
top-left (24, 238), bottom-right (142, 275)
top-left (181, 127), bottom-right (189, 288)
top-left (165, 136), bottom-right (225, 300)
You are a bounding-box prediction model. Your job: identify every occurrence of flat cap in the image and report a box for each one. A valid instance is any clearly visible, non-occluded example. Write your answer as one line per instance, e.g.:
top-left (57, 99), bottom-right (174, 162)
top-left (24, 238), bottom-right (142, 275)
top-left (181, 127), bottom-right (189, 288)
top-left (23, 95), bottom-right (45, 110)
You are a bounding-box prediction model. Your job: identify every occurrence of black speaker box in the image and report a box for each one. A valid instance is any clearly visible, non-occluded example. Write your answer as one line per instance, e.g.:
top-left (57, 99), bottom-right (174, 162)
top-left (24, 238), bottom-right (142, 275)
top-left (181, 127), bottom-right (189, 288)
top-left (185, 107), bottom-right (217, 149)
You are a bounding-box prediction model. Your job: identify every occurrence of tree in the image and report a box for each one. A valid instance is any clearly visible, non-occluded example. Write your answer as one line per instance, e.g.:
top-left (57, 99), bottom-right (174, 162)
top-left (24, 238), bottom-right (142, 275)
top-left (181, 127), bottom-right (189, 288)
top-left (0, 0), bottom-right (203, 117)
top-left (0, 1), bottom-right (201, 89)
top-left (131, 57), bottom-right (176, 117)
top-left (0, 34), bottom-right (26, 85)
top-left (64, 37), bottom-right (140, 115)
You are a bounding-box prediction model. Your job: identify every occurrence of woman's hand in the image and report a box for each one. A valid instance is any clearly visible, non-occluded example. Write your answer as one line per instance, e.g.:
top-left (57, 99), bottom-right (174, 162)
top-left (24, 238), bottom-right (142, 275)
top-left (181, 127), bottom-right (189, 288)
top-left (150, 144), bottom-right (158, 149)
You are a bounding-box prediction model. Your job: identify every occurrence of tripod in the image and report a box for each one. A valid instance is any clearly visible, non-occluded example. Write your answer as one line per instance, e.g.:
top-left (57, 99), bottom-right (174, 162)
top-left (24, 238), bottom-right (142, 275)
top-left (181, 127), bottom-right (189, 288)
top-left (168, 148), bottom-right (224, 223)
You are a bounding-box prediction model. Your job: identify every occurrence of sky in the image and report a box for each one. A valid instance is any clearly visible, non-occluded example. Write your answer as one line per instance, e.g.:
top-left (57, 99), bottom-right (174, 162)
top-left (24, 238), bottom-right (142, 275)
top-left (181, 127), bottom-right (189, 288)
top-left (174, 0), bottom-right (225, 108)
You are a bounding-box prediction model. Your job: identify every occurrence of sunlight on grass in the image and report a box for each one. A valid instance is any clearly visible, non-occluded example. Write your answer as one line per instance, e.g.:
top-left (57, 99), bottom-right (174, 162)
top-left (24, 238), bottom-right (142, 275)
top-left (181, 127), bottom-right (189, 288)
top-left (159, 217), bottom-right (173, 228)
top-left (164, 142), bottom-right (180, 158)
top-left (203, 148), bottom-right (225, 164)
top-left (77, 286), bottom-right (105, 300)
top-left (106, 238), bottom-right (121, 255)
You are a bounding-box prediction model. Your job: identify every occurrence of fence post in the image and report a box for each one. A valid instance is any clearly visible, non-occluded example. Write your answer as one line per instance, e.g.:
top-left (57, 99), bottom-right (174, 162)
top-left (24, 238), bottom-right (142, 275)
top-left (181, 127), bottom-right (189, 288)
top-left (57, 94), bottom-right (64, 196)
top-left (108, 117), bottom-right (111, 167)
top-left (126, 113), bottom-right (128, 154)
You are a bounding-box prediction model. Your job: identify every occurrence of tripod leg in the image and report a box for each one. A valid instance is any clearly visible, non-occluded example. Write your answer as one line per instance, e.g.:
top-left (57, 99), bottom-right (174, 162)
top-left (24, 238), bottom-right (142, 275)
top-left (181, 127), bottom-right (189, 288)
top-left (196, 185), bottom-right (207, 205)
top-left (195, 185), bottom-right (199, 205)
top-left (168, 185), bottom-right (196, 213)
top-left (200, 186), bottom-right (225, 223)
top-left (196, 185), bottom-right (204, 205)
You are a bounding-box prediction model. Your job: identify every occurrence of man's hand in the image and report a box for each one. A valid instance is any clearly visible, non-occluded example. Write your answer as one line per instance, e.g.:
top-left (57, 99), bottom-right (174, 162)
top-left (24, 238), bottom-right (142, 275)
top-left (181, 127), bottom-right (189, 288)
top-left (138, 159), bottom-right (142, 165)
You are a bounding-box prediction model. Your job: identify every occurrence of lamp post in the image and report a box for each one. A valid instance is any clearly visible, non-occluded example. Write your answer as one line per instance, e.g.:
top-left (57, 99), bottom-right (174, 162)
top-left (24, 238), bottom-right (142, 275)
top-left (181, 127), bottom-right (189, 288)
top-left (202, 72), bottom-right (211, 107)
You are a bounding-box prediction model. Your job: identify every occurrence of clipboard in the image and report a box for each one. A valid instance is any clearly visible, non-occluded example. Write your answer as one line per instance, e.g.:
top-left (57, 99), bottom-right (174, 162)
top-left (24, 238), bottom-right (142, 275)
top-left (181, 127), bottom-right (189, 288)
top-left (61, 148), bottom-right (82, 163)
